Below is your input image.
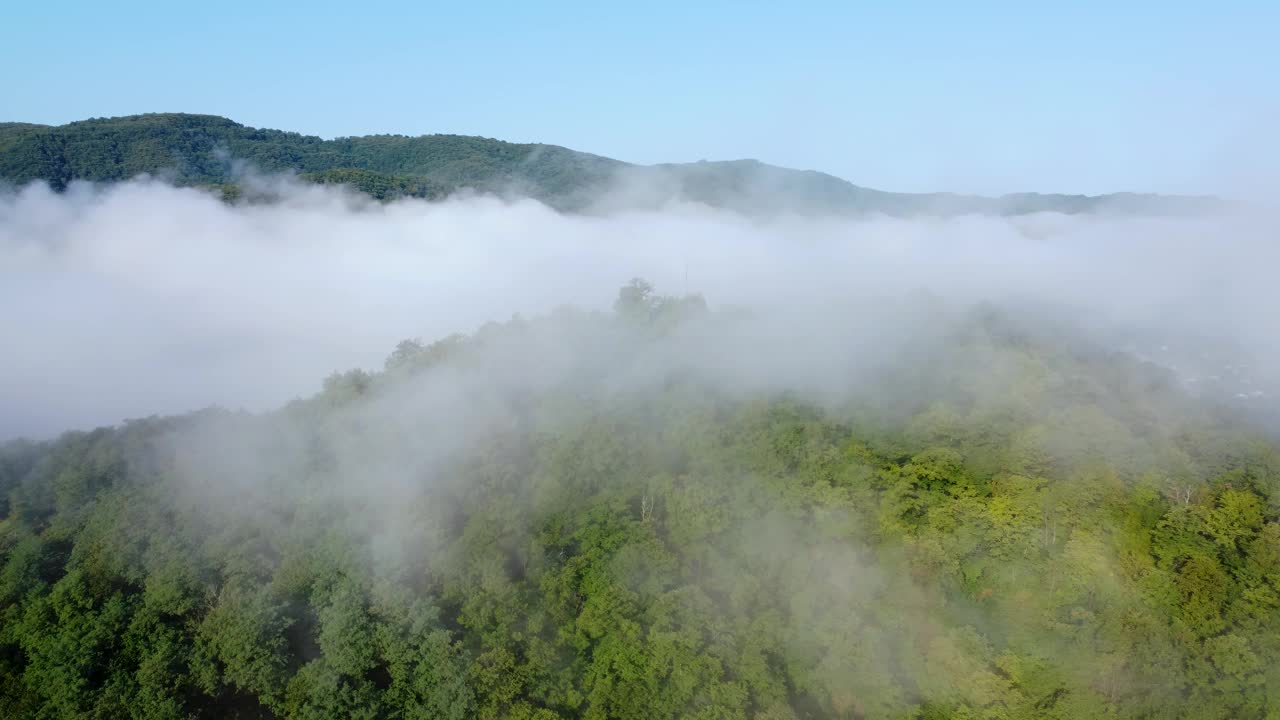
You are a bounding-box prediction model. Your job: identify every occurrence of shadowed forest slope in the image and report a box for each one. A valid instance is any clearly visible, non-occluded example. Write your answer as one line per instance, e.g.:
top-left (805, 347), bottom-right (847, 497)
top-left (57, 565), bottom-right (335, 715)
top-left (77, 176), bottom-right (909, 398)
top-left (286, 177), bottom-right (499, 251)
top-left (0, 114), bottom-right (1221, 214)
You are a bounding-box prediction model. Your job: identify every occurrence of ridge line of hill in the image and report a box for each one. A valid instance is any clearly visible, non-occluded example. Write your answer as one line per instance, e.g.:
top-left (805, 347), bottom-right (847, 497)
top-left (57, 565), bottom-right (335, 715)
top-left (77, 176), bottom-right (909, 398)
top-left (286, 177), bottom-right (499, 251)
top-left (0, 113), bottom-right (1222, 216)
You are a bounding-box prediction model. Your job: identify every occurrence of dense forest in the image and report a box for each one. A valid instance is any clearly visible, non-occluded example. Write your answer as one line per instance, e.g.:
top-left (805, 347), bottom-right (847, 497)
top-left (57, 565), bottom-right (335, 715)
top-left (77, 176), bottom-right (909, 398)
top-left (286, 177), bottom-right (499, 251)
top-left (1, 281), bottom-right (1276, 719)
top-left (0, 114), bottom-right (1220, 215)
top-left (0, 114), bottom-right (619, 207)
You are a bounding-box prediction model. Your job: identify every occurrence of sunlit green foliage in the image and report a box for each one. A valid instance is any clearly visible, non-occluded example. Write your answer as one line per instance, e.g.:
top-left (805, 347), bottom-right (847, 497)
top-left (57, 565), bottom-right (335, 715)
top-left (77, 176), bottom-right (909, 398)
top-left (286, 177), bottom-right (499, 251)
top-left (1, 283), bottom-right (1277, 718)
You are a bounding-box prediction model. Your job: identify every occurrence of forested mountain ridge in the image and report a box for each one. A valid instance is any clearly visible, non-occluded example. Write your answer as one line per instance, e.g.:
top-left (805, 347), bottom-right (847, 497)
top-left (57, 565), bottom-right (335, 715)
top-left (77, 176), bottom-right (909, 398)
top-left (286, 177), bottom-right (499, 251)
top-left (0, 114), bottom-right (621, 206)
top-left (1, 282), bottom-right (1277, 718)
top-left (0, 114), bottom-right (1221, 214)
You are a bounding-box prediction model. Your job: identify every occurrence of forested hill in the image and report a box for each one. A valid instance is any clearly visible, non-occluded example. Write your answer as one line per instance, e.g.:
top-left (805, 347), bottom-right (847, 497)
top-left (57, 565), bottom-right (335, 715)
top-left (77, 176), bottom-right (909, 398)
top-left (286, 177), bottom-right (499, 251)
top-left (0, 114), bottom-right (621, 208)
top-left (1, 281), bottom-right (1278, 718)
top-left (0, 114), bottom-right (1219, 215)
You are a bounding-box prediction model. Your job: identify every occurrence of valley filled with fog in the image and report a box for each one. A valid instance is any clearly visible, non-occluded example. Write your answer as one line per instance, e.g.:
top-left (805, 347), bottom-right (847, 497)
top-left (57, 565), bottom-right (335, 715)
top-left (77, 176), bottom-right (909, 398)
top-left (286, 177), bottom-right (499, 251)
top-left (2, 177), bottom-right (1274, 440)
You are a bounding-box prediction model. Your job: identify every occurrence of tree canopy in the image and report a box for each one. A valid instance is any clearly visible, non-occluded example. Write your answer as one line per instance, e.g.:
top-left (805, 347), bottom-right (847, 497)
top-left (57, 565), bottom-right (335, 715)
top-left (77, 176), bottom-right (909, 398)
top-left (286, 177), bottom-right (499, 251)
top-left (1, 283), bottom-right (1277, 718)
top-left (0, 115), bottom-right (1219, 215)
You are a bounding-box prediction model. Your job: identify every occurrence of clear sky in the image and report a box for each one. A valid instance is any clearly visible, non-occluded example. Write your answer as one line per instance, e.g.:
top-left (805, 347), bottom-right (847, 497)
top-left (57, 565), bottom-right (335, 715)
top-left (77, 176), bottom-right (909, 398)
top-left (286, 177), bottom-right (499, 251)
top-left (3, 0), bottom-right (1276, 196)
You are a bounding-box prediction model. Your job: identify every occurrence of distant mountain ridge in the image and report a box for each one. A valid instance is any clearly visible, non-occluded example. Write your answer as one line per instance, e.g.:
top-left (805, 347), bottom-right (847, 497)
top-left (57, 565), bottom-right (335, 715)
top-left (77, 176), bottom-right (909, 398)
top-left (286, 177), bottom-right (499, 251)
top-left (0, 113), bottom-right (1221, 216)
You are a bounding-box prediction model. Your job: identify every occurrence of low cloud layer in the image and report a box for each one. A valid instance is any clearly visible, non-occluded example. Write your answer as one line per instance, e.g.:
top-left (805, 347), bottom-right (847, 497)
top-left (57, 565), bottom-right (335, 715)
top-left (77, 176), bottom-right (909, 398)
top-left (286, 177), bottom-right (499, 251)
top-left (1, 177), bottom-right (1276, 439)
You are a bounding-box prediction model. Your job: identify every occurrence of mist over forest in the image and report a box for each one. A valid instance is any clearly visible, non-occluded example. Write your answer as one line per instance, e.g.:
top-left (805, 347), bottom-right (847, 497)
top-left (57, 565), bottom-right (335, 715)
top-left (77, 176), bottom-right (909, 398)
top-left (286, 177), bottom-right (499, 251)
top-left (2, 139), bottom-right (1279, 719)
top-left (1, 173), bottom-right (1272, 440)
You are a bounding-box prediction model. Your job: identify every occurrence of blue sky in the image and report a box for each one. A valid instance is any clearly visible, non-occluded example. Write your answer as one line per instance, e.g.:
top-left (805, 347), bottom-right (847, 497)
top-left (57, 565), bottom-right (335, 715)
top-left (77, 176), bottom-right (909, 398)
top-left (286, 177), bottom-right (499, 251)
top-left (3, 1), bottom-right (1276, 195)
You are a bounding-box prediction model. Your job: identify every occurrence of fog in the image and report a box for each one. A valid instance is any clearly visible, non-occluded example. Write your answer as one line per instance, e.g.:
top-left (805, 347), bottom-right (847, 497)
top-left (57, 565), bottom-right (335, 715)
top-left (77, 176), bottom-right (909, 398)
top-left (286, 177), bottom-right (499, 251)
top-left (1, 176), bottom-right (1276, 440)
top-left (3, 172), bottom-right (1278, 716)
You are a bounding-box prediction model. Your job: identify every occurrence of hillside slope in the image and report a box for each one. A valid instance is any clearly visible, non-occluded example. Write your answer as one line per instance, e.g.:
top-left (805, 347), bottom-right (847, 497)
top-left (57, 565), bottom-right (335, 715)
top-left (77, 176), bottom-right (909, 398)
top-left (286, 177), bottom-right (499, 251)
top-left (1, 284), bottom-right (1277, 718)
top-left (0, 113), bottom-right (1220, 215)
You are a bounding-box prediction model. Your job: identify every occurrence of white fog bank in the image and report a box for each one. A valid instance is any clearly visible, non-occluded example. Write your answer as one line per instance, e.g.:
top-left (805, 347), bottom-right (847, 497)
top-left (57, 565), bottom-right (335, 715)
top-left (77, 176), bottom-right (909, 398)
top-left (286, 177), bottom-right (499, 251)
top-left (1, 178), bottom-right (1276, 439)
